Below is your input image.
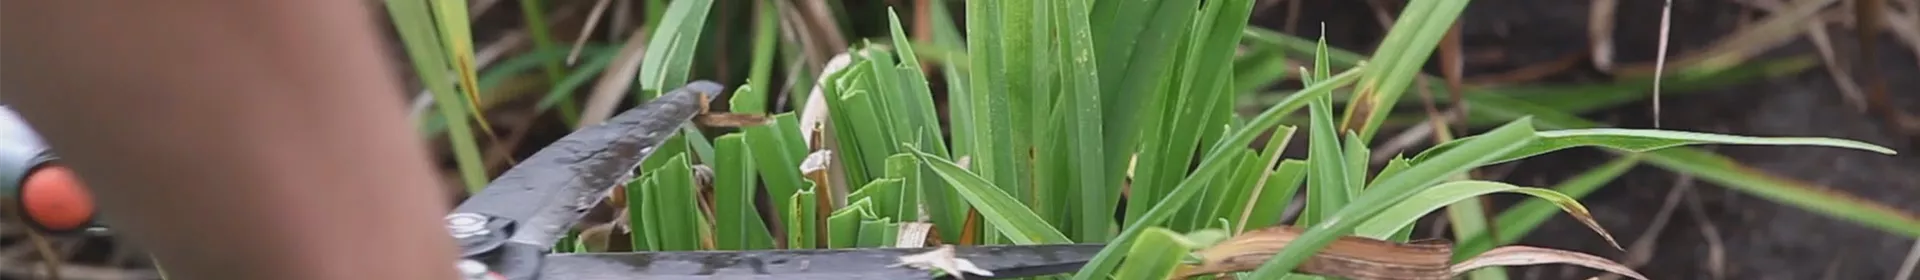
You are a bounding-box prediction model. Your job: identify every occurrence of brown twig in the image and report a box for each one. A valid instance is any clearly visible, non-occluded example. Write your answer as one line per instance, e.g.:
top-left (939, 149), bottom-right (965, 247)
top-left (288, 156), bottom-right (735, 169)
top-left (1804, 19), bottom-right (1871, 112)
top-left (1896, 237), bottom-right (1920, 280)
top-left (566, 0), bottom-right (614, 64)
top-left (914, 0), bottom-right (935, 78)
top-left (1853, 0), bottom-right (1919, 147)
top-left (577, 28), bottom-right (651, 126)
top-left (611, 0), bottom-right (633, 41)
top-left (1463, 51), bottom-right (1587, 85)
top-left (1682, 188), bottom-right (1726, 280)
top-left (1439, 20), bottom-right (1467, 139)
top-left (1599, 175), bottom-right (1694, 280)
top-left (1591, 0), bottom-right (1620, 72)
top-left (1285, 0), bottom-right (1304, 34)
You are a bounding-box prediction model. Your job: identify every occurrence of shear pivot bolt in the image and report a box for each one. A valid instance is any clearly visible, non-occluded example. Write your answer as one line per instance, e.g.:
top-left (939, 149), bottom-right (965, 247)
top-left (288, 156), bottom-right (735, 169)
top-left (446, 213), bottom-right (490, 238)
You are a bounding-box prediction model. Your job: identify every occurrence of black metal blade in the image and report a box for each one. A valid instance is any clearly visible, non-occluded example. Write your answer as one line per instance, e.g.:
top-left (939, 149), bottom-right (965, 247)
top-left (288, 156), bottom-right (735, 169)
top-left (537, 244), bottom-right (1107, 280)
top-left (451, 81), bottom-right (721, 248)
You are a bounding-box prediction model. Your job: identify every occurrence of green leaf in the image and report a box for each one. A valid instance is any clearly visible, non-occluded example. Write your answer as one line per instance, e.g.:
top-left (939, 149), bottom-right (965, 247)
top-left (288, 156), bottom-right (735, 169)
top-left (964, 0), bottom-right (1025, 245)
top-left (1454, 154), bottom-right (1642, 260)
top-left (858, 218), bottom-right (897, 248)
top-left (1247, 117), bottom-right (1538, 278)
top-left (1301, 72), bottom-right (1348, 227)
top-left (821, 64), bottom-right (889, 185)
top-left (637, 0), bottom-right (715, 98)
top-left (880, 12), bottom-right (960, 234)
top-left (1091, 0), bottom-right (1202, 213)
top-left (739, 0), bottom-right (780, 114)
top-left (1353, 181), bottom-right (1618, 250)
top-left (713, 134), bottom-right (775, 250)
top-left (626, 172), bottom-right (658, 251)
top-left (1467, 92), bottom-right (1920, 238)
top-left (1343, 131), bottom-right (1369, 197)
top-left (1240, 160), bottom-right (1307, 232)
top-left (1125, 0), bottom-right (1254, 238)
top-left (909, 146), bottom-right (1071, 245)
top-left (1416, 127), bottom-right (1899, 166)
top-left (746, 114), bottom-right (809, 226)
top-left (1074, 66), bottom-right (1366, 280)
top-left (1051, 0), bottom-right (1111, 243)
top-left (789, 187), bottom-right (819, 249)
top-left (639, 154), bottom-right (704, 251)
top-left (849, 178), bottom-right (907, 221)
top-left (1339, 0), bottom-right (1472, 141)
top-left (1114, 228), bottom-right (1199, 279)
top-left (828, 200), bottom-right (870, 248)
top-left (885, 154), bottom-right (940, 231)
top-left (382, 0), bottom-right (489, 192)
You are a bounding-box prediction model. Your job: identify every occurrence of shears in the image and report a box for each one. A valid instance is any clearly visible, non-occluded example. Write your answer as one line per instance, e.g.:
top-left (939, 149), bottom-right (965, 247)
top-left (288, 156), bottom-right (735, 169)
top-left (1, 105), bottom-right (103, 236)
top-left (444, 81), bottom-right (1105, 280)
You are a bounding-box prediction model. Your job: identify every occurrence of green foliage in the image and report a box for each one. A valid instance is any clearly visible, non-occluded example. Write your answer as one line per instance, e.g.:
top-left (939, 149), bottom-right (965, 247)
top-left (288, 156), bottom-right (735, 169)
top-left (384, 0), bottom-right (1906, 279)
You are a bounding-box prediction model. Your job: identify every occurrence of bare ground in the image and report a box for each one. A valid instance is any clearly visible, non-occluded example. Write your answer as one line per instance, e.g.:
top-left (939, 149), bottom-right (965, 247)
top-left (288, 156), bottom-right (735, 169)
top-left (1254, 0), bottom-right (1920, 279)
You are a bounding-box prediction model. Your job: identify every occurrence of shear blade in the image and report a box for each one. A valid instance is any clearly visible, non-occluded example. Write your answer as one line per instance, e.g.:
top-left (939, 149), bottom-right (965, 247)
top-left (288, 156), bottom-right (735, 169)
top-left (537, 244), bottom-right (1106, 280)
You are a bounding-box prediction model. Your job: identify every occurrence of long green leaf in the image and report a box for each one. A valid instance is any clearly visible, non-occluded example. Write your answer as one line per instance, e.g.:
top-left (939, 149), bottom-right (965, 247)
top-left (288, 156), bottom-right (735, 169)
top-left (637, 0), bottom-right (716, 97)
top-left (1454, 154), bottom-right (1643, 260)
top-left (1466, 93), bottom-right (1920, 238)
top-left (1301, 79), bottom-right (1349, 226)
top-left (383, 0), bottom-right (490, 192)
top-left (964, 0), bottom-right (1023, 245)
top-left (739, 0), bottom-right (780, 114)
top-left (1415, 127), bottom-right (1898, 166)
top-left (1248, 117), bottom-right (1538, 278)
top-left (1353, 181), bottom-right (1616, 248)
top-left (882, 11), bottom-right (963, 239)
top-left (1091, 0), bottom-right (1200, 214)
top-left (1051, 0), bottom-right (1110, 242)
top-left (1241, 160), bottom-right (1308, 231)
top-left (909, 146), bottom-right (1071, 245)
top-left (1339, 0), bottom-right (1472, 141)
top-left (1074, 67), bottom-right (1366, 280)
top-left (1126, 0), bottom-right (1254, 234)
top-left (426, 0), bottom-right (498, 141)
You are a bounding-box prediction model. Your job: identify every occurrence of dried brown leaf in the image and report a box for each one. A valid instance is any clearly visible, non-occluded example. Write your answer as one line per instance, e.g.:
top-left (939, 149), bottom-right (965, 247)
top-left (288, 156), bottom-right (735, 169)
top-left (578, 28), bottom-right (651, 126)
top-left (694, 113), bottom-right (773, 127)
top-left (1181, 226), bottom-right (1453, 280)
top-left (896, 222), bottom-right (935, 248)
top-left (1590, 0), bottom-right (1619, 72)
top-left (577, 223), bottom-right (617, 252)
top-left (1452, 246), bottom-right (1648, 280)
top-left (1612, 0), bottom-right (1839, 77)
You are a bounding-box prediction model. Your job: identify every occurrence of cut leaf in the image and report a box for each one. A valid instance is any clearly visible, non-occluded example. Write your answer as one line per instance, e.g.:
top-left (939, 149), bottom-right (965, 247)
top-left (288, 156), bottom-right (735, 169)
top-left (1352, 180), bottom-right (1621, 251)
top-left (1247, 117), bottom-right (1539, 278)
top-left (909, 146), bottom-right (1071, 245)
top-left (1117, 228), bottom-right (1199, 280)
top-left (1416, 127), bottom-right (1898, 166)
top-left (1074, 65), bottom-right (1367, 280)
top-left (1452, 246), bottom-right (1648, 280)
top-left (1182, 226), bottom-right (1452, 279)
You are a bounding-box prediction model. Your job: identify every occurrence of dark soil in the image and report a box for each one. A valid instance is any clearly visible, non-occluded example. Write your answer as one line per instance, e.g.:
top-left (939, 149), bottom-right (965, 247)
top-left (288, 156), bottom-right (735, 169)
top-left (1256, 0), bottom-right (1920, 279)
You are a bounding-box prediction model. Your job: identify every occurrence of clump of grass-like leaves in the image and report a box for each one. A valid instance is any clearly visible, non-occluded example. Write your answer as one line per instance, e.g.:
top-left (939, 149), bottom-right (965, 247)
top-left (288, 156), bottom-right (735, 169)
top-left (382, 0), bottom-right (1906, 279)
